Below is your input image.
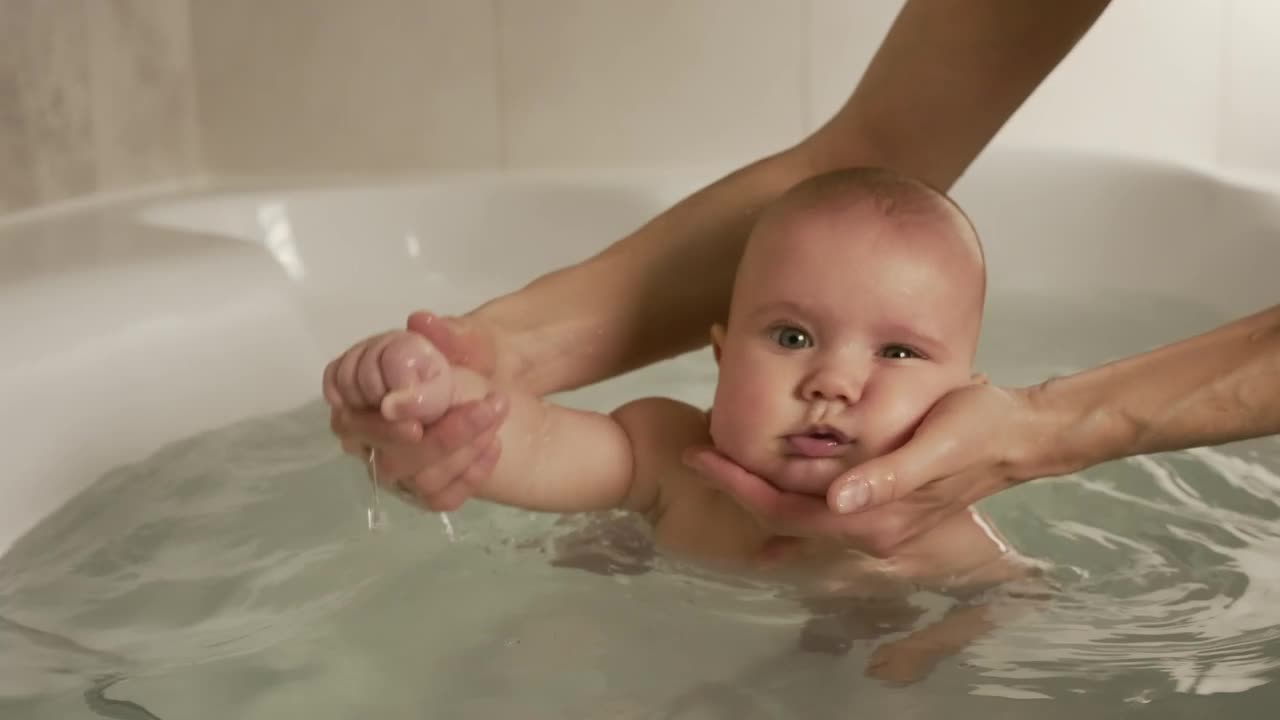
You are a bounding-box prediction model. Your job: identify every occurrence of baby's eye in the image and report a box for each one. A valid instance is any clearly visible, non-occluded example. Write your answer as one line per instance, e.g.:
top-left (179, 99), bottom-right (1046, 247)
top-left (769, 326), bottom-right (813, 350)
top-left (879, 344), bottom-right (922, 360)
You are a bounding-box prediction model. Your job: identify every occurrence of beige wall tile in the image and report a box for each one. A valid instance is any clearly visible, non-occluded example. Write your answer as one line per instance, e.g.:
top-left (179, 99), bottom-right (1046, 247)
top-left (1, 1), bottom-right (98, 213)
top-left (810, 1), bottom-right (1227, 168)
top-left (997, 0), bottom-right (1222, 164)
top-left (807, 0), bottom-right (900, 134)
top-left (499, 0), bottom-right (809, 169)
top-left (1221, 0), bottom-right (1280, 171)
top-left (192, 0), bottom-right (500, 174)
top-left (89, 0), bottom-right (202, 189)
top-left (0, 0), bottom-right (200, 216)
top-left (0, 9), bottom-right (40, 215)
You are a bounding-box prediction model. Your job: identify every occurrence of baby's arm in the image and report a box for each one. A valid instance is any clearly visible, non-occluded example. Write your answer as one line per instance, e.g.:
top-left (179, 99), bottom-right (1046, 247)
top-left (447, 366), bottom-right (658, 513)
top-left (360, 331), bottom-right (661, 515)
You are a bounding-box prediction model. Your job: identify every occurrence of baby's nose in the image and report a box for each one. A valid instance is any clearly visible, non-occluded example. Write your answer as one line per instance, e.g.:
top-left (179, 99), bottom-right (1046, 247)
top-left (804, 386), bottom-right (852, 404)
top-left (801, 371), bottom-right (861, 405)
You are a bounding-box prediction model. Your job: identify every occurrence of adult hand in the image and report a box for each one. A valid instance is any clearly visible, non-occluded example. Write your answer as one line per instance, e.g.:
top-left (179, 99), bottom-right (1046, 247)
top-left (325, 311), bottom-right (510, 511)
top-left (683, 383), bottom-right (1052, 557)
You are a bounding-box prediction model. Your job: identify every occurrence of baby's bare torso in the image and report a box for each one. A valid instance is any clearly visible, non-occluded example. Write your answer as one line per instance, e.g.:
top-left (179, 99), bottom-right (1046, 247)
top-left (612, 397), bottom-right (1023, 597)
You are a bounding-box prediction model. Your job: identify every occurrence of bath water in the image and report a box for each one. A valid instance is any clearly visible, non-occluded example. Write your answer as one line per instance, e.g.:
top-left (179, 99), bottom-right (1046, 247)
top-left (3, 291), bottom-right (1280, 719)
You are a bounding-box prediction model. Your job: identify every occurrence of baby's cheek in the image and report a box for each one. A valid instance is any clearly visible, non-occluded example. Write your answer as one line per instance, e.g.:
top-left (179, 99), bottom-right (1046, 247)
top-left (861, 387), bottom-right (940, 454)
top-left (710, 382), bottom-right (775, 463)
top-left (709, 390), bottom-right (756, 448)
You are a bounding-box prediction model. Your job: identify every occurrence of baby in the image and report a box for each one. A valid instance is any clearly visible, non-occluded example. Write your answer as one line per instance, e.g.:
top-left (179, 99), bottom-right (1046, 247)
top-left (328, 167), bottom-right (1033, 680)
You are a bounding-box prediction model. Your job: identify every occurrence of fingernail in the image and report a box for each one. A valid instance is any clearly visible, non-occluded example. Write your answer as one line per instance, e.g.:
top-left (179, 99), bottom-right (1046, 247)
top-left (834, 480), bottom-right (869, 513)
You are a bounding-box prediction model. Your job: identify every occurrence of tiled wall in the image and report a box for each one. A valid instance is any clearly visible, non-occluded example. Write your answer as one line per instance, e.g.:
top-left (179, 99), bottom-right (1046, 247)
top-left (191, 0), bottom-right (500, 173)
top-left (0, 0), bottom-right (201, 215)
top-left (3, 0), bottom-right (1278, 216)
top-left (1221, 0), bottom-right (1280, 170)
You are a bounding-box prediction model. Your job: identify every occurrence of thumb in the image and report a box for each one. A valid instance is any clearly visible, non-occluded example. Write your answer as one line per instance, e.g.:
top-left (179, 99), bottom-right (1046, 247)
top-left (827, 434), bottom-right (954, 514)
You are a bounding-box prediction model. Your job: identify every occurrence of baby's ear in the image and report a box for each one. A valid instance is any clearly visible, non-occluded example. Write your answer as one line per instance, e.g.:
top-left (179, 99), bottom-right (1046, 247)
top-left (970, 372), bottom-right (989, 385)
top-left (710, 324), bottom-right (726, 365)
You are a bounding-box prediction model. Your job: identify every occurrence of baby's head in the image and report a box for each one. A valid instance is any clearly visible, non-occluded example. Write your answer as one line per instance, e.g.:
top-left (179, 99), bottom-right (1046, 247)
top-left (709, 167), bottom-right (985, 496)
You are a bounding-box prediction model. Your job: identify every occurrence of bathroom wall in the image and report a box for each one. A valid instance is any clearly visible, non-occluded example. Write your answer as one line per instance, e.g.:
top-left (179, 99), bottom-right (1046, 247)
top-left (0, 0), bottom-right (202, 216)
top-left (189, 0), bottom-right (1270, 175)
top-left (3, 0), bottom-right (1278, 216)
top-left (1221, 0), bottom-right (1280, 171)
top-left (190, 0), bottom-right (499, 174)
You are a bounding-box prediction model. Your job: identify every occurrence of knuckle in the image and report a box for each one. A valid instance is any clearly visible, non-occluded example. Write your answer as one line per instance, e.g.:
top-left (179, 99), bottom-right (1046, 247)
top-left (357, 362), bottom-right (385, 398)
top-left (379, 339), bottom-right (409, 373)
top-left (869, 471), bottom-right (901, 505)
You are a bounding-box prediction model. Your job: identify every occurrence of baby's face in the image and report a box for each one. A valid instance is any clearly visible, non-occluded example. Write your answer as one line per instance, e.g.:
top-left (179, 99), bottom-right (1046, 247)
top-left (709, 201), bottom-right (984, 496)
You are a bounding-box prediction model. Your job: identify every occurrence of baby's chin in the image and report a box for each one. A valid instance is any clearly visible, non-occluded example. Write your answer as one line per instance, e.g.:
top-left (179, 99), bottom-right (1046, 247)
top-left (748, 456), bottom-right (849, 497)
top-left (711, 438), bottom-right (852, 498)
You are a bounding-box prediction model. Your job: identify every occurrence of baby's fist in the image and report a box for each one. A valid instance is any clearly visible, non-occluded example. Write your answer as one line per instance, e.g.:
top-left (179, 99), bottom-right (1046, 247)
top-left (323, 331), bottom-right (453, 425)
top-left (378, 332), bottom-right (454, 424)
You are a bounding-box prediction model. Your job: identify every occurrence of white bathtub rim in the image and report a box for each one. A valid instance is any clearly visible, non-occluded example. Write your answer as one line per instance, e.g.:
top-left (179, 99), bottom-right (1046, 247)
top-left (4, 143), bottom-right (1280, 234)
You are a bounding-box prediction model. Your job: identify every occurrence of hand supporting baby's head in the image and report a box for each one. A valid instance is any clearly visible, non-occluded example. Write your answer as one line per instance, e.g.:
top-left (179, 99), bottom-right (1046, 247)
top-left (707, 167), bottom-right (987, 496)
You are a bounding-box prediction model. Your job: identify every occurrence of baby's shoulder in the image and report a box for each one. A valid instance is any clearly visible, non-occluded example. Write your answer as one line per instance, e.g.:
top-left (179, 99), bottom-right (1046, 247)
top-left (610, 398), bottom-right (722, 528)
top-left (610, 398), bottom-right (710, 494)
top-left (610, 397), bottom-right (710, 451)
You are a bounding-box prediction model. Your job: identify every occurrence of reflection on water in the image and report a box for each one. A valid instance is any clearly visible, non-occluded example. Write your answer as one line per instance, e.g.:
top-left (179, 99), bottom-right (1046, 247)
top-left (3, 291), bottom-right (1280, 719)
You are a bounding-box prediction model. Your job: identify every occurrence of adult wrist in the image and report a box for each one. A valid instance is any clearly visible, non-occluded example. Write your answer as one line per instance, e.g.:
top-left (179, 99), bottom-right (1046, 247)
top-left (1016, 371), bottom-right (1138, 482)
top-left (463, 285), bottom-right (595, 397)
top-left (457, 300), bottom-right (537, 388)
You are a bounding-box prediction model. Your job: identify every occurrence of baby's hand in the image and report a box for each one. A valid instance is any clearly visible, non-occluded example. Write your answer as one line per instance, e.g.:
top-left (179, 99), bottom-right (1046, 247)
top-left (323, 330), bottom-right (455, 425)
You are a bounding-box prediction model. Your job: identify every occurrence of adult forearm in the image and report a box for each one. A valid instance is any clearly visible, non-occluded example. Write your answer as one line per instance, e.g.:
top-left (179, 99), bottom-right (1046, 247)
top-left (1026, 304), bottom-right (1280, 478)
top-left (470, 149), bottom-right (815, 396)
top-left (470, 0), bottom-right (1111, 396)
top-left (811, 0), bottom-right (1111, 189)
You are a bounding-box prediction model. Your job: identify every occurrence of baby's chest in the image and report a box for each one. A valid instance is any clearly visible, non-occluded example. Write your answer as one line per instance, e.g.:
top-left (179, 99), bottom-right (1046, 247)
top-left (649, 483), bottom-right (775, 569)
top-left (651, 488), bottom-right (919, 596)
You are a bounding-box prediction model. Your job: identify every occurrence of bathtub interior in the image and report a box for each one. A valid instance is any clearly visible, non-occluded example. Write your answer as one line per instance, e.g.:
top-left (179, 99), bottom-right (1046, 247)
top-left (0, 172), bottom-right (699, 555)
top-left (8, 148), bottom-right (1276, 554)
top-left (3, 147), bottom-right (1280, 715)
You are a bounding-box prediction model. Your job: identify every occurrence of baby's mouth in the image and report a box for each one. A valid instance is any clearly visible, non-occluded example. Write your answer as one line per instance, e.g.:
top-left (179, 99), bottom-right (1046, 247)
top-left (783, 426), bottom-right (852, 459)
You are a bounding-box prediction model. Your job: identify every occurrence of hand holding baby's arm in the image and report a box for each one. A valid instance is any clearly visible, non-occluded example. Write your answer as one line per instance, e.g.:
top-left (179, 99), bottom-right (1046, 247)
top-left (325, 327), bottom-right (650, 515)
top-left (325, 329), bottom-right (491, 511)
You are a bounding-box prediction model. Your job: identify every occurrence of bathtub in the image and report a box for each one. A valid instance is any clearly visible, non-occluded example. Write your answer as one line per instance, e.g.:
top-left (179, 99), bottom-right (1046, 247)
top-left (5, 148), bottom-right (1278, 556)
top-left (3, 147), bottom-right (1280, 714)
top-left (0, 169), bottom-right (699, 555)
